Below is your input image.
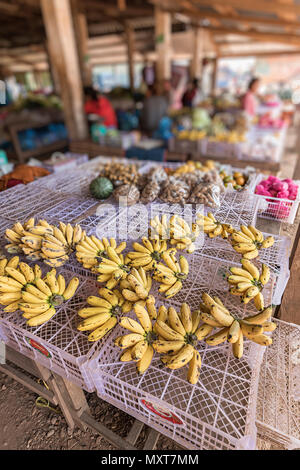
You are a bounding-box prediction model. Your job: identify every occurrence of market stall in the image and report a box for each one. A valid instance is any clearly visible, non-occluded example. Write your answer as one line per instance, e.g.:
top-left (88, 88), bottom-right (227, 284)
top-left (0, 155), bottom-right (299, 450)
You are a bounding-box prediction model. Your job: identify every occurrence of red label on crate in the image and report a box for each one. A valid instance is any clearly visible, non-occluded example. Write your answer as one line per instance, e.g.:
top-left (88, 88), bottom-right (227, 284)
top-left (140, 399), bottom-right (184, 426)
top-left (24, 337), bottom-right (52, 358)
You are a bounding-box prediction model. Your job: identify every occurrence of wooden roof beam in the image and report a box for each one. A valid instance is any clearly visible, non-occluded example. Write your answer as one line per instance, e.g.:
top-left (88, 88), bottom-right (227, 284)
top-left (205, 26), bottom-right (300, 46)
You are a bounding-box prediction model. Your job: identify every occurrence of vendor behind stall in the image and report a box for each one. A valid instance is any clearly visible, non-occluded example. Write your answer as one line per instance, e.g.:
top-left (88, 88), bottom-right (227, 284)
top-left (242, 78), bottom-right (260, 117)
top-left (84, 86), bottom-right (117, 127)
top-left (140, 83), bottom-right (169, 136)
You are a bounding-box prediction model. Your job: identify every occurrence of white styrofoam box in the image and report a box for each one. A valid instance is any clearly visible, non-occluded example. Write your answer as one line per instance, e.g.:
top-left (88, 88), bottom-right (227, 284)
top-left (256, 319), bottom-right (300, 450)
top-left (89, 252), bottom-right (274, 450)
top-left (251, 174), bottom-right (300, 225)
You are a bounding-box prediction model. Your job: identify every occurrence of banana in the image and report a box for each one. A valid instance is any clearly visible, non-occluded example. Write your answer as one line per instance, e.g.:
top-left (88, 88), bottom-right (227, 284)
top-left (227, 275), bottom-right (253, 285)
top-left (242, 286), bottom-right (260, 303)
top-left (63, 278), bottom-right (79, 300)
top-left (0, 259), bottom-right (8, 276)
top-left (240, 321), bottom-right (264, 338)
top-left (78, 307), bottom-right (110, 318)
top-left (7, 256), bottom-right (20, 269)
top-left (117, 333), bottom-right (144, 349)
top-left (253, 292), bottom-right (264, 311)
top-left (119, 317), bottom-right (145, 336)
top-left (262, 321), bottom-right (277, 332)
top-left (164, 344), bottom-right (194, 370)
top-left (26, 306), bottom-right (56, 327)
top-left (241, 259), bottom-right (260, 280)
top-left (228, 320), bottom-right (241, 344)
top-left (260, 264), bottom-right (270, 285)
top-left (152, 340), bottom-right (185, 354)
top-left (19, 262), bottom-right (35, 284)
top-left (0, 292), bottom-right (22, 305)
top-left (25, 284), bottom-right (49, 301)
top-left (240, 225), bottom-right (256, 241)
top-left (77, 312), bottom-right (111, 331)
top-left (131, 340), bottom-right (148, 361)
top-left (4, 301), bottom-right (20, 313)
top-left (136, 345), bottom-right (154, 374)
top-left (65, 224), bottom-right (74, 246)
top-left (180, 303), bottom-right (193, 333)
top-left (157, 305), bottom-right (168, 322)
top-left (210, 305), bottom-right (234, 327)
top-left (155, 320), bottom-right (184, 341)
top-left (19, 303), bottom-right (50, 315)
top-left (243, 306), bottom-right (273, 324)
top-left (248, 334), bottom-right (272, 346)
top-left (195, 323), bottom-right (214, 340)
top-left (187, 350), bottom-right (201, 384)
top-left (57, 275), bottom-right (66, 296)
top-left (45, 273), bottom-right (59, 294)
top-left (165, 280), bottom-right (182, 299)
top-left (232, 330), bottom-right (243, 358)
top-left (205, 327), bottom-right (230, 346)
top-left (5, 267), bottom-right (26, 285)
top-left (134, 304), bottom-right (152, 332)
top-left (168, 307), bottom-right (186, 336)
top-left (229, 267), bottom-right (253, 281)
top-left (262, 236), bottom-right (275, 249)
top-left (120, 348), bottom-right (134, 362)
top-left (22, 291), bottom-right (48, 304)
top-left (248, 226), bottom-right (264, 243)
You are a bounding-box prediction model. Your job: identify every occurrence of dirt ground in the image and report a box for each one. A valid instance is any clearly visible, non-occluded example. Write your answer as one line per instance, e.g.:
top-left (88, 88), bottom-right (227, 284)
top-left (0, 370), bottom-right (180, 450)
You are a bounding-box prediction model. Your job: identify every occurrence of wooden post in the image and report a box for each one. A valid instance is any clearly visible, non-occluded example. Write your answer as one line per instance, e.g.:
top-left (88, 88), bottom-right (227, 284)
top-left (124, 21), bottom-right (135, 93)
top-left (190, 27), bottom-right (204, 80)
top-left (71, 0), bottom-right (93, 86)
top-left (211, 57), bottom-right (218, 95)
top-left (40, 0), bottom-right (88, 141)
top-left (155, 6), bottom-right (171, 93)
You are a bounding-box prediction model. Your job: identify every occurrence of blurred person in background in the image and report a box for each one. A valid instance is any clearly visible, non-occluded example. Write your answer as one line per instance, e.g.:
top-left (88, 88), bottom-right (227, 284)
top-left (140, 82), bottom-right (169, 136)
top-left (181, 79), bottom-right (203, 108)
top-left (84, 86), bottom-right (117, 127)
top-left (242, 77), bottom-right (260, 117)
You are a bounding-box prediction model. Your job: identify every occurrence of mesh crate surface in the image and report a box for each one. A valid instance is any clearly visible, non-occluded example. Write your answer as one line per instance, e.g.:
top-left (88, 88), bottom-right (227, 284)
top-left (0, 185), bottom-right (68, 221)
top-left (256, 319), bottom-right (300, 450)
top-left (89, 252), bottom-right (275, 450)
top-left (0, 268), bottom-right (111, 392)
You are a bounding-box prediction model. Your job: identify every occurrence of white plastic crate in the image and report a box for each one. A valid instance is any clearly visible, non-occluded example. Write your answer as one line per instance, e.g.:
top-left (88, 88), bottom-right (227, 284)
top-left (251, 174), bottom-right (300, 224)
top-left (89, 252), bottom-right (273, 450)
top-left (219, 165), bottom-right (258, 194)
top-left (0, 185), bottom-right (69, 221)
top-left (0, 268), bottom-right (112, 392)
top-left (201, 138), bottom-right (244, 160)
top-left (256, 319), bottom-right (300, 450)
top-left (37, 196), bottom-right (101, 224)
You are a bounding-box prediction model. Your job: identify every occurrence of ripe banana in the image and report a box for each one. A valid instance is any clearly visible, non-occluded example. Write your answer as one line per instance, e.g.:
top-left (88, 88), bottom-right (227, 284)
top-left (231, 226), bottom-right (274, 259)
top-left (197, 212), bottom-right (234, 239)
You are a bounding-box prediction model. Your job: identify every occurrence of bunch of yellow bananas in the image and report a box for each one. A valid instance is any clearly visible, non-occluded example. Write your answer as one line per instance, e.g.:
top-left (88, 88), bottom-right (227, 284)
top-left (115, 302), bottom-right (157, 374)
top-left (126, 237), bottom-right (168, 271)
top-left (40, 222), bottom-right (86, 268)
top-left (0, 256), bottom-right (29, 312)
top-left (96, 246), bottom-right (131, 289)
top-left (149, 215), bottom-right (200, 253)
top-left (120, 267), bottom-right (152, 304)
top-left (227, 259), bottom-right (270, 309)
top-left (152, 303), bottom-right (209, 384)
top-left (230, 226), bottom-right (275, 260)
top-left (5, 218), bottom-right (86, 267)
top-left (5, 218), bottom-right (50, 258)
top-left (199, 293), bottom-right (275, 358)
top-left (77, 287), bottom-right (131, 342)
top-left (196, 212), bottom-right (234, 239)
top-left (76, 236), bottom-right (126, 271)
top-left (9, 266), bottom-right (79, 326)
top-left (153, 252), bottom-right (189, 298)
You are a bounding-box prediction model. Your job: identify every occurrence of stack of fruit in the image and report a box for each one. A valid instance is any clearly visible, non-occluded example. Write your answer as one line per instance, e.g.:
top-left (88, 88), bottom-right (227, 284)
top-left (5, 218), bottom-right (86, 267)
top-left (230, 226), bottom-right (274, 260)
top-left (219, 169), bottom-right (248, 190)
top-left (0, 258), bottom-right (79, 326)
top-left (255, 176), bottom-right (299, 220)
top-left (199, 293), bottom-right (275, 358)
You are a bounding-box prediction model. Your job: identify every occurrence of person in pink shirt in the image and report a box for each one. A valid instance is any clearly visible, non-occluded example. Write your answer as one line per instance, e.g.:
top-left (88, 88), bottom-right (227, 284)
top-left (242, 78), bottom-right (260, 117)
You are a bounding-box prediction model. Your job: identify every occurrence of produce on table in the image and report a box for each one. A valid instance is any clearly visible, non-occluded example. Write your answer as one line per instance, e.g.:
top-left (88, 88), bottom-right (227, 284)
top-left (120, 267), bottom-right (152, 303)
top-left (115, 302), bottom-right (157, 374)
top-left (89, 177), bottom-right (114, 200)
top-left (199, 293), bottom-right (275, 358)
top-left (126, 237), bottom-right (169, 271)
top-left (2, 262), bottom-right (80, 326)
top-left (197, 212), bottom-right (234, 239)
top-left (167, 160), bottom-right (215, 175)
top-left (230, 225), bottom-right (274, 259)
top-left (219, 169), bottom-right (248, 190)
top-left (149, 215), bottom-right (200, 254)
top-left (96, 246), bottom-right (131, 289)
top-left (153, 303), bottom-right (206, 384)
top-left (255, 176), bottom-right (298, 201)
top-left (153, 252), bottom-right (189, 299)
top-left (227, 259), bottom-right (270, 309)
top-left (77, 287), bottom-right (131, 342)
top-left (113, 184), bottom-right (140, 206)
top-left (76, 236), bottom-right (126, 271)
top-left (5, 218), bottom-right (86, 267)
top-left (100, 162), bottom-right (140, 187)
